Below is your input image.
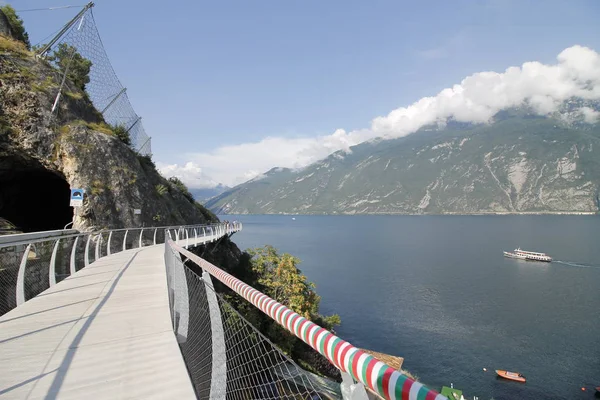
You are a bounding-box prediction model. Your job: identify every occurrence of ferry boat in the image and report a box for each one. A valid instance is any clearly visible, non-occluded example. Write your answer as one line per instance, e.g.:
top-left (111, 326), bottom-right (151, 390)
top-left (503, 248), bottom-right (552, 262)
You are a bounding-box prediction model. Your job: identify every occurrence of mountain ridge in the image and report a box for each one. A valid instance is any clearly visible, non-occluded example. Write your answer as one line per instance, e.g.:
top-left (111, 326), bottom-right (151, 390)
top-left (206, 110), bottom-right (600, 215)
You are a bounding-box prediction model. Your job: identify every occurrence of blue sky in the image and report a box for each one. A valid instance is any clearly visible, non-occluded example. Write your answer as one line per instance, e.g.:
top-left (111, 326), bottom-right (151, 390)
top-left (11, 0), bottom-right (600, 187)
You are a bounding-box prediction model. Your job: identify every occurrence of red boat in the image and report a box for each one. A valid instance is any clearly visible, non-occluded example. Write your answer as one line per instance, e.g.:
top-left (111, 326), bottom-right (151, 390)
top-left (496, 370), bottom-right (526, 383)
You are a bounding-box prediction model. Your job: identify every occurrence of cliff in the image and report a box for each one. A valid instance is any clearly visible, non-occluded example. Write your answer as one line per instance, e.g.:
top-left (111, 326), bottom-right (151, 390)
top-left (0, 35), bottom-right (216, 231)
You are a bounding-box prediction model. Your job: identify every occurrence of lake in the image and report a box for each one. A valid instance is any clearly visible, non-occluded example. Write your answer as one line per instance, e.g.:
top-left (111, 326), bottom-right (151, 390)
top-left (222, 215), bottom-right (600, 400)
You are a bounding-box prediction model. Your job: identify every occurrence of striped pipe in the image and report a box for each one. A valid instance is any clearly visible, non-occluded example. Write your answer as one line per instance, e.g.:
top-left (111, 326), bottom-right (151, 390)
top-left (169, 240), bottom-right (446, 400)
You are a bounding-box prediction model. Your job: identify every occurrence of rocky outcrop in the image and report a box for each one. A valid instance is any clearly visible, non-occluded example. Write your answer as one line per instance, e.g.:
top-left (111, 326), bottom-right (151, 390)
top-left (0, 36), bottom-right (216, 231)
top-left (0, 10), bottom-right (15, 39)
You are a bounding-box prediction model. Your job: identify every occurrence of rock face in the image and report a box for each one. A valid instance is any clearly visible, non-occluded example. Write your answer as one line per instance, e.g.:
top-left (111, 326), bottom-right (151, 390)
top-left (207, 112), bottom-right (600, 215)
top-left (0, 10), bottom-right (15, 39)
top-left (0, 36), bottom-right (216, 231)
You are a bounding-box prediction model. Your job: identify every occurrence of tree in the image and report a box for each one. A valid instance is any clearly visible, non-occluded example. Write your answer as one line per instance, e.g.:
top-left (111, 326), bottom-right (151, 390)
top-left (1, 5), bottom-right (30, 49)
top-left (48, 43), bottom-right (92, 91)
top-left (248, 245), bottom-right (340, 329)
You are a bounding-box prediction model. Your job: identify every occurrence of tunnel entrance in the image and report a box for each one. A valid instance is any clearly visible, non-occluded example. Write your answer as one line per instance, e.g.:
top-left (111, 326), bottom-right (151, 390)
top-left (0, 154), bottom-right (73, 233)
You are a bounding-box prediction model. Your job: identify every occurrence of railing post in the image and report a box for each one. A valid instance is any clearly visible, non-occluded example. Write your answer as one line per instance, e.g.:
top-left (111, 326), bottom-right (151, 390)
top-left (95, 234), bottom-right (101, 261)
top-left (123, 229), bottom-right (129, 252)
top-left (194, 228), bottom-right (197, 245)
top-left (16, 244), bottom-right (32, 306)
top-left (139, 229), bottom-right (144, 248)
top-left (49, 239), bottom-right (61, 287)
top-left (153, 228), bottom-right (157, 245)
top-left (70, 236), bottom-right (80, 275)
top-left (175, 229), bottom-right (179, 242)
top-left (203, 227), bottom-right (206, 242)
top-left (107, 231), bottom-right (113, 255)
top-left (85, 234), bottom-right (92, 268)
top-left (202, 269), bottom-right (227, 397)
top-left (185, 229), bottom-right (189, 248)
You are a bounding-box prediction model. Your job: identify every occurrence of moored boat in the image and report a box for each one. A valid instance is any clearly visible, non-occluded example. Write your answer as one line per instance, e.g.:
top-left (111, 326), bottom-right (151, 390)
top-left (503, 248), bottom-right (552, 262)
top-left (495, 370), bottom-right (526, 383)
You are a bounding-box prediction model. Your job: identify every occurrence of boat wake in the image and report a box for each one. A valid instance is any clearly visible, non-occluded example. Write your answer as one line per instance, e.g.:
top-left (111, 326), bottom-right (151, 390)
top-left (553, 261), bottom-right (599, 269)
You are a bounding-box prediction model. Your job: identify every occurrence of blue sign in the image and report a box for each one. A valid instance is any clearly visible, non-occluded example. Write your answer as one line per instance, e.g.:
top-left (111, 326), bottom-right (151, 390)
top-left (70, 188), bottom-right (85, 207)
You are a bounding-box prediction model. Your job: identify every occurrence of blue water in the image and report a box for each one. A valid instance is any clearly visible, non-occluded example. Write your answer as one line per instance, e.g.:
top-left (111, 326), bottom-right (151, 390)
top-left (223, 215), bottom-right (600, 400)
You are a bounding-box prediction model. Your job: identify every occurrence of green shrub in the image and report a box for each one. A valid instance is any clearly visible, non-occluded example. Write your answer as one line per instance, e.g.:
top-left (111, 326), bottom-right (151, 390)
top-left (138, 154), bottom-right (156, 170)
top-left (111, 124), bottom-right (131, 146)
top-left (156, 184), bottom-right (168, 196)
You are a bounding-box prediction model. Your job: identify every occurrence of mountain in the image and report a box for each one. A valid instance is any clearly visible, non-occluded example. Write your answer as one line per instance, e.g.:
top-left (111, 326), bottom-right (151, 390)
top-left (206, 111), bottom-right (600, 215)
top-left (191, 184), bottom-right (230, 203)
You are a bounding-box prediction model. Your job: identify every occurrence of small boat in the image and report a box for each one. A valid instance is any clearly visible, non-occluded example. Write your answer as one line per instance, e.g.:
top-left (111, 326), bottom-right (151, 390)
top-left (503, 248), bottom-right (552, 262)
top-left (495, 370), bottom-right (526, 383)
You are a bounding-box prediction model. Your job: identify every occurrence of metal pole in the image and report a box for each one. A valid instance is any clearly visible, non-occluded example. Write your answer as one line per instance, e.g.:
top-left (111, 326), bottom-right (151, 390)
top-left (100, 87), bottom-right (127, 114)
top-left (107, 231), bottom-right (113, 255)
top-left (137, 136), bottom-right (151, 152)
top-left (16, 244), bottom-right (32, 306)
top-left (84, 234), bottom-right (92, 268)
top-left (49, 239), bottom-right (61, 287)
top-left (70, 236), bottom-right (80, 275)
top-left (95, 234), bottom-right (101, 260)
top-left (126, 116), bottom-right (141, 134)
top-left (123, 230), bottom-right (129, 251)
top-left (37, 2), bottom-right (95, 57)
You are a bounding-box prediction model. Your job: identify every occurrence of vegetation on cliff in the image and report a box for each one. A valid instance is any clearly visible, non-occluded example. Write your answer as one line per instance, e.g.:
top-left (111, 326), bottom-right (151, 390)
top-left (0, 15), bottom-right (216, 231)
top-left (0, 5), bottom-right (30, 48)
top-left (194, 240), bottom-right (342, 380)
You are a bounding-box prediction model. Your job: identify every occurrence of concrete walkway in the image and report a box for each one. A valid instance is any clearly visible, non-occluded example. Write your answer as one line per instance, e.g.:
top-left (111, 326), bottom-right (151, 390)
top-left (0, 244), bottom-right (196, 400)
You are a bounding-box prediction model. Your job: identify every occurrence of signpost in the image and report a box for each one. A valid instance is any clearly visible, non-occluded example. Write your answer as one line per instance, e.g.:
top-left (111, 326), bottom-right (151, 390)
top-left (70, 189), bottom-right (85, 207)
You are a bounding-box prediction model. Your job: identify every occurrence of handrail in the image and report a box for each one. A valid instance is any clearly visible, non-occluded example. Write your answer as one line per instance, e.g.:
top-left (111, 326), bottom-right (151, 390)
top-left (169, 240), bottom-right (446, 400)
top-left (0, 222), bottom-right (241, 317)
top-left (0, 222), bottom-right (229, 249)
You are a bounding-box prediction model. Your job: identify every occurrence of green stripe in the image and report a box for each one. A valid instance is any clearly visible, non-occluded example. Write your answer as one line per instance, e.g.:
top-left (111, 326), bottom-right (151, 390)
top-left (376, 364), bottom-right (386, 395)
top-left (348, 350), bottom-right (359, 378)
top-left (417, 385), bottom-right (429, 400)
top-left (394, 373), bottom-right (408, 400)
top-left (318, 330), bottom-right (327, 355)
top-left (329, 338), bottom-right (341, 365)
top-left (361, 355), bottom-right (372, 387)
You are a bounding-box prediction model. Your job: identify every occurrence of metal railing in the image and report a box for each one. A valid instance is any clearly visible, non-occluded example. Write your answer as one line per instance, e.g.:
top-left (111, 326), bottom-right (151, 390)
top-left (0, 222), bottom-right (241, 317)
top-left (166, 240), bottom-right (446, 400)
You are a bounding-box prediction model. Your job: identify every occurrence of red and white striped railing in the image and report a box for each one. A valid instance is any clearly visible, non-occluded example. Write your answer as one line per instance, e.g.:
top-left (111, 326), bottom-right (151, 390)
top-left (169, 240), bottom-right (446, 400)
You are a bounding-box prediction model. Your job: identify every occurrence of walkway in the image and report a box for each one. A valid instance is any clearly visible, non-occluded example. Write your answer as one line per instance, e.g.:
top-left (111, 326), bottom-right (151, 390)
top-left (0, 244), bottom-right (197, 399)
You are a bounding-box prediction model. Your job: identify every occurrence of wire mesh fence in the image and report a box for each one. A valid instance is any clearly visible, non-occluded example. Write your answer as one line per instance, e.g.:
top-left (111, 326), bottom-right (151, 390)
top-left (39, 6), bottom-right (151, 155)
top-left (167, 239), bottom-right (445, 400)
top-left (0, 245), bottom-right (26, 315)
top-left (165, 244), bottom-right (335, 400)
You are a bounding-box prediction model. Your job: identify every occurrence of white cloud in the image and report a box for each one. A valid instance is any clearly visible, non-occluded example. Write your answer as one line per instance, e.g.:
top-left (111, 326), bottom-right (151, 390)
top-left (580, 107), bottom-right (600, 123)
top-left (162, 45), bottom-right (600, 188)
top-left (157, 162), bottom-right (219, 189)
